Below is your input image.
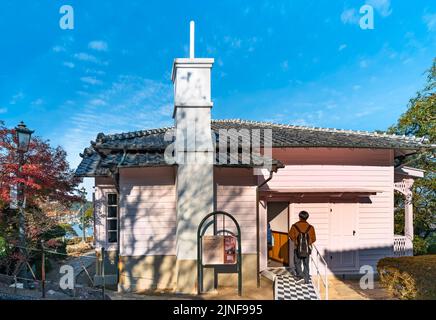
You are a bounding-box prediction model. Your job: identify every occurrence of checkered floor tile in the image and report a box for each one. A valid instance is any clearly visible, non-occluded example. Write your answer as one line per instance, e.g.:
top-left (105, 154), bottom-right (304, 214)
top-left (270, 268), bottom-right (319, 300)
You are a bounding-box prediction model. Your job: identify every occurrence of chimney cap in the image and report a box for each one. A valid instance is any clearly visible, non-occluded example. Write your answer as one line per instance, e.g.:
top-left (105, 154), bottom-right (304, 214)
top-left (190, 21), bottom-right (195, 59)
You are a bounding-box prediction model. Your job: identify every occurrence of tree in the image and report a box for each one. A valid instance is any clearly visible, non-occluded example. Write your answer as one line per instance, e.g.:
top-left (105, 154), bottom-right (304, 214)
top-left (78, 204), bottom-right (93, 242)
top-left (0, 122), bottom-right (82, 276)
top-left (389, 59), bottom-right (435, 250)
top-left (0, 121), bottom-right (81, 252)
top-left (0, 121), bottom-right (81, 210)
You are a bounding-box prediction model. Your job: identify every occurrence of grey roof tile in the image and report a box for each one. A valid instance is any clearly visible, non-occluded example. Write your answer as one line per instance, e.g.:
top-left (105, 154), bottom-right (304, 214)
top-left (75, 119), bottom-right (432, 177)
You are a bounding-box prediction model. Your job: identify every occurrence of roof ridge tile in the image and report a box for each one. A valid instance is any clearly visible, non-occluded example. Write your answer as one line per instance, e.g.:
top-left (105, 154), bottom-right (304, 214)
top-left (233, 119), bottom-right (424, 141)
top-left (95, 119), bottom-right (429, 144)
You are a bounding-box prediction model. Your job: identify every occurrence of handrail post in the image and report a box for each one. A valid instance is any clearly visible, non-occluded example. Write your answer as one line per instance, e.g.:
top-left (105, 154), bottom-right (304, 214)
top-left (101, 247), bottom-right (105, 300)
top-left (325, 258), bottom-right (328, 300)
top-left (312, 244), bottom-right (329, 300)
top-left (324, 250), bottom-right (329, 300)
top-left (317, 252), bottom-right (320, 294)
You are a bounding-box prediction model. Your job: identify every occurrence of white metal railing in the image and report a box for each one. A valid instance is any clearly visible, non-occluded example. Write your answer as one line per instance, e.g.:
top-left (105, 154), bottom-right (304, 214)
top-left (394, 235), bottom-right (413, 257)
top-left (309, 244), bottom-right (329, 300)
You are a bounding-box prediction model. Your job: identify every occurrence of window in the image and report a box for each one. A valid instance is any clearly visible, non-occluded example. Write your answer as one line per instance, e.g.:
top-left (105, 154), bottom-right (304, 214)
top-left (107, 193), bottom-right (118, 243)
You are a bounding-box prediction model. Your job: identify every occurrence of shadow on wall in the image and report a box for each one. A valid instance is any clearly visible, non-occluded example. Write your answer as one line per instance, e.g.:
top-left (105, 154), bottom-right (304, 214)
top-left (114, 166), bottom-right (250, 292)
top-left (118, 167), bottom-right (179, 291)
top-left (289, 245), bottom-right (398, 281)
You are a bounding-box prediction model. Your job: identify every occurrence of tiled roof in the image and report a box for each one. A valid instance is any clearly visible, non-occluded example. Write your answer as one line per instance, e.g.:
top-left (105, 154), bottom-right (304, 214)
top-left (212, 119), bottom-right (429, 149)
top-left (76, 119), bottom-right (432, 177)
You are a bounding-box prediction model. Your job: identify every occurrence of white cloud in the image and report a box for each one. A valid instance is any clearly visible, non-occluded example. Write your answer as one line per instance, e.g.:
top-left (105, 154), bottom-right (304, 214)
top-left (338, 44), bottom-right (347, 51)
top-left (219, 71), bottom-right (227, 78)
top-left (63, 61), bottom-right (75, 68)
top-left (31, 98), bottom-right (44, 106)
top-left (404, 32), bottom-right (423, 50)
top-left (289, 119), bottom-right (310, 126)
top-left (157, 103), bottom-right (172, 116)
top-left (0, 107), bottom-right (7, 114)
top-left (89, 98), bottom-right (107, 106)
top-left (366, 0), bottom-right (392, 17)
top-left (359, 59), bottom-right (369, 68)
top-left (52, 45), bottom-right (66, 53)
top-left (423, 13), bottom-right (436, 31)
top-left (206, 46), bottom-right (216, 54)
top-left (9, 92), bottom-right (24, 105)
top-left (281, 60), bottom-right (289, 71)
top-left (355, 110), bottom-right (371, 118)
top-left (223, 35), bottom-right (260, 53)
top-left (61, 76), bottom-right (173, 168)
top-left (247, 36), bottom-right (259, 53)
top-left (341, 8), bottom-right (359, 25)
top-left (402, 57), bottom-right (414, 65)
top-left (224, 36), bottom-right (242, 49)
top-left (74, 52), bottom-right (108, 65)
top-left (80, 76), bottom-right (102, 85)
top-left (354, 106), bottom-right (382, 118)
top-left (88, 40), bottom-right (108, 52)
top-left (85, 68), bottom-right (106, 75)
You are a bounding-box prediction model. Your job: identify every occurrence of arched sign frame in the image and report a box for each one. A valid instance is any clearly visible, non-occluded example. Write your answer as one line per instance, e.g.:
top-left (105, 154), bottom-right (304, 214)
top-left (197, 211), bottom-right (242, 296)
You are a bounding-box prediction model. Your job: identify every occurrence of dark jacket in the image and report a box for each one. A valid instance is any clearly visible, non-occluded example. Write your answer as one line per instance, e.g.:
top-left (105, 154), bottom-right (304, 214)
top-left (267, 223), bottom-right (272, 246)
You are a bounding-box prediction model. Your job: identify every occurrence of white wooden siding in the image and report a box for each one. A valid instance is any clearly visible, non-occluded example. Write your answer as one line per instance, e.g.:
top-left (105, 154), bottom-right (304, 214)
top-left (119, 167), bottom-right (176, 257)
top-left (216, 185), bottom-right (257, 254)
top-left (261, 148), bottom-right (395, 272)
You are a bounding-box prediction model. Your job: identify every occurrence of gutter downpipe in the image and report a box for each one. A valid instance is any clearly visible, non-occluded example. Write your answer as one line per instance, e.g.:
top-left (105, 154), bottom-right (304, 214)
top-left (256, 169), bottom-right (275, 288)
top-left (115, 148), bottom-right (127, 285)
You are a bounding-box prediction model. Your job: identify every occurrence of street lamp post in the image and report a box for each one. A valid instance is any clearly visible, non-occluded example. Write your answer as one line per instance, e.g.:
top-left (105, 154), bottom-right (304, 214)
top-left (14, 121), bottom-right (33, 285)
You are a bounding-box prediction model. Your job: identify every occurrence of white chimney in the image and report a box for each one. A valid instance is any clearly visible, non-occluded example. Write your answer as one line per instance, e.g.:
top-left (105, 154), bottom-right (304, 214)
top-left (171, 21), bottom-right (215, 293)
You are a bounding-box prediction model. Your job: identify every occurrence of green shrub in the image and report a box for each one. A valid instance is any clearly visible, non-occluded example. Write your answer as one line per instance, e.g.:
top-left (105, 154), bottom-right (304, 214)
top-left (377, 255), bottom-right (436, 300)
top-left (58, 223), bottom-right (78, 238)
top-left (42, 224), bottom-right (67, 240)
top-left (427, 233), bottom-right (436, 254)
top-left (428, 244), bottom-right (436, 254)
top-left (413, 236), bottom-right (429, 255)
top-left (0, 236), bottom-right (6, 258)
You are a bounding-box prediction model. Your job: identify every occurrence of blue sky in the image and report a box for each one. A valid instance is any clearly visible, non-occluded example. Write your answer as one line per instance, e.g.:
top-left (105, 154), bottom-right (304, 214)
top-left (0, 0), bottom-right (435, 197)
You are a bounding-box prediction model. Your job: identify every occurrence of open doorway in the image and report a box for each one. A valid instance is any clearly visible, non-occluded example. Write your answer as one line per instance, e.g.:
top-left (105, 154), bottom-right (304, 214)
top-left (267, 202), bottom-right (289, 267)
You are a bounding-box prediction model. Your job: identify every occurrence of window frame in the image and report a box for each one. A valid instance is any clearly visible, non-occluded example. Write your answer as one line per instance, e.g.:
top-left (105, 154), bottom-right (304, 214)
top-left (106, 192), bottom-right (118, 244)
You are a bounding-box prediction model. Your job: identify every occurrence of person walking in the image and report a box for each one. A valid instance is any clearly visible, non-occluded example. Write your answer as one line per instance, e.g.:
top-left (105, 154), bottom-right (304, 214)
top-left (267, 222), bottom-right (274, 264)
top-left (289, 211), bottom-right (316, 284)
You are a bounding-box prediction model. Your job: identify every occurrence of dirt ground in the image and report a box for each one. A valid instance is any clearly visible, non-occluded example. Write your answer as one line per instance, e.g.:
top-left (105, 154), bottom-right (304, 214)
top-left (327, 277), bottom-right (394, 300)
top-left (0, 250), bottom-right (103, 300)
top-left (1, 257), bottom-right (394, 300)
top-left (108, 277), bottom-right (274, 300)
top-left (108, 276), bottom-right (393, 301)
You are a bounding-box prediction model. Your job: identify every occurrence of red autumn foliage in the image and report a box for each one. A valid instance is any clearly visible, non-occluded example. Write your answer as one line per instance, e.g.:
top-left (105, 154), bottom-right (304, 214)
top-left (0, 121), bottom-right (81, 210)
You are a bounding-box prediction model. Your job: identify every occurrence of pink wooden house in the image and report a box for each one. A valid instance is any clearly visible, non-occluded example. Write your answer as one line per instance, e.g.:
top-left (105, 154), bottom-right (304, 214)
top-left (76, 26), bottom-right (430, 296)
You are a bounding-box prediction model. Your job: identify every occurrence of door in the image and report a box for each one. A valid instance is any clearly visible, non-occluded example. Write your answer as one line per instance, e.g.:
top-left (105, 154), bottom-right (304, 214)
top-left (328, 203), bottom-right (358, 270)
top-left (267, 202), bottom-right (289, 266)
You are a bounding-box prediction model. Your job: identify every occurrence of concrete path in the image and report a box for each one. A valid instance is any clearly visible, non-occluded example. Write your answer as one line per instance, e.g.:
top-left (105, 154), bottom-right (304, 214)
top-left (68, 251), bottom-right (96, 281)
